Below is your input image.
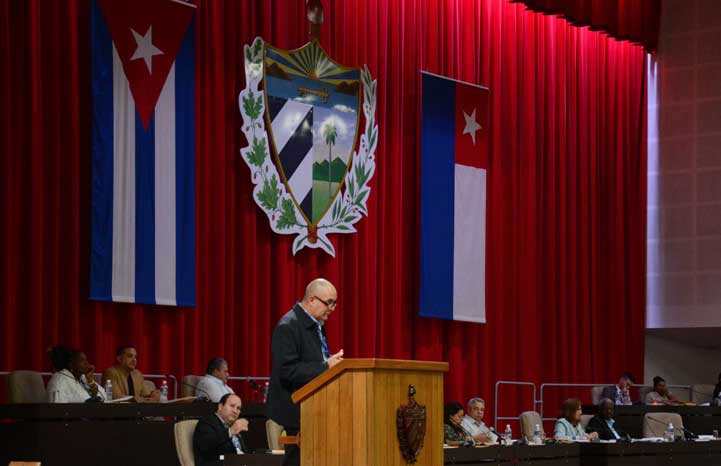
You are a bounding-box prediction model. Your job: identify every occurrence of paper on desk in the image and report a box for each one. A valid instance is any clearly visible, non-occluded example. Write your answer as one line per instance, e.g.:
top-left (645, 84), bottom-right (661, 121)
top-left (633, 437), bottom-right (664, 442)
top-left (107, 396), bottom-right (134, 403)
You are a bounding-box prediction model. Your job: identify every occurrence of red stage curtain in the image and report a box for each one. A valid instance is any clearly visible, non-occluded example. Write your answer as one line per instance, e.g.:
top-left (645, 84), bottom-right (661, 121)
top-left (511, 0), bottom-right (661, 52)
top-left (1, 0), bottom-right (646, 422)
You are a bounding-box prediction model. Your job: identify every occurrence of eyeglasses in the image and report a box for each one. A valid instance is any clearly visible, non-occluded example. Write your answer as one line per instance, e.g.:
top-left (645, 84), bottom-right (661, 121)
top-left (313, 296), bottom-right (337, 309)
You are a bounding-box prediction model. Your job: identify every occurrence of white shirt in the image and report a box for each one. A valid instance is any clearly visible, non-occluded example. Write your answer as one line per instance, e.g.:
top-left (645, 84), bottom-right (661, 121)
top-left (196, 374), bottom-right (234, 402)
top-left (461, 415), bottom-right (497, 442)
top-left (46, 369), bottom-right (107, 403)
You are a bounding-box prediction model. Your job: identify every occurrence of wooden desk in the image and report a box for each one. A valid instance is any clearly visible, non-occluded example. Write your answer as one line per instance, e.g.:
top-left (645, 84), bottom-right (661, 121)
top-left (223, 453), bottom-right (285, 466)
top-left (444, 444), bottom-right (580, 465)
top-left (580, 440), bottom-right (721, 466)
top-left (0, 402), bottom-right (269, 466)
top-left (582, 406), bottom-right (721, 439)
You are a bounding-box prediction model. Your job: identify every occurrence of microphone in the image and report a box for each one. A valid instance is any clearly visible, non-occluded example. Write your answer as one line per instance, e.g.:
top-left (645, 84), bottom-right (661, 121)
top-left (179, 380), bottom-right (212, 401)
top-left (646, 415), bottom-right (694, 441)
top-left (454, 421), bottom-right (477, 446)
top-left (489, 427), bottom-right (504, 445)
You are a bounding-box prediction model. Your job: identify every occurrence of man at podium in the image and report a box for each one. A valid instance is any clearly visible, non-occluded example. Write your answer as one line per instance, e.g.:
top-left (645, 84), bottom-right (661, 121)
top-left (267, 278), bottom-right (344, 466)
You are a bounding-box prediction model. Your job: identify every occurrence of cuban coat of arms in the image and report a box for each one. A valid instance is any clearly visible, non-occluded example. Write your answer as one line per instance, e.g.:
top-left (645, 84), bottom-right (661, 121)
top-left (239, 32), bottom-right (377, 256)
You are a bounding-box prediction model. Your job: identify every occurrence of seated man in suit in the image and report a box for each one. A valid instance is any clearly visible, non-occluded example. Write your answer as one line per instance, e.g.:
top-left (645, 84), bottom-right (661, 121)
top-left (600, 372), bottom-right (635, 405)
top-left (196, 357), bottom-right (235, 402)
top-left (193, 393), bottom-right (250, 466)
top-left (586, 398), bottom-right (628, 440)
top-left (102, 344), bottom-right (160, 401)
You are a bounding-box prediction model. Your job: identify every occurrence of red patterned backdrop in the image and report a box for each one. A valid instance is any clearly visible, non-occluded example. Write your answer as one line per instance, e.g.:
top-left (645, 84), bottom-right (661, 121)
top-left (0, 0), bottom-right (648, 422)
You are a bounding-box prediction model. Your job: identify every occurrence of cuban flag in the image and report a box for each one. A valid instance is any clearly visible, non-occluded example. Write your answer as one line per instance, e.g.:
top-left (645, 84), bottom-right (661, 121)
top-left (419, 71), bottom-right (489, 323)
top-left (90, 0), bottom-right (196, 306)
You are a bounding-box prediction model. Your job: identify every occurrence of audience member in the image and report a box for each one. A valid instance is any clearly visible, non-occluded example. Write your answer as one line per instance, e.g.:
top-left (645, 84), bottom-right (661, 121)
top-left (645, 376), bottom-right (678, 405)
top-left (554, 398), bottom-right (598, 441)
top-left (444, 401), bottom-right (472, 445)
top-left (600, 372), bottom-right (635, 405)
top-left (101, 345), bottom-right (160, 401)
top-left (586, 398), bottom-right (628, 440)
top-left (193, 393), bottom-right (250, 466)
top-left (461, 397), bottom-right (496, 443)
top-left (46, 345), bottom-right (107, 403)
top-left (712, 372), bottom-right (721, 405)
top-left (196, 358), bottom-right (235, 402)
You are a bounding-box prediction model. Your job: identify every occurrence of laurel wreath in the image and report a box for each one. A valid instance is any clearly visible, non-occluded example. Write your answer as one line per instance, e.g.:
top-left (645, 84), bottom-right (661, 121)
top-left (238, 37), bottom-right (378, 256)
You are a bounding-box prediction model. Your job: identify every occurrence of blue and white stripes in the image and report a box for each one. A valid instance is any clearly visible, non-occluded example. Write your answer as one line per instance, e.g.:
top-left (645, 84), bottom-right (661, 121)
top-left (90, 1), bottom-right (195, 306)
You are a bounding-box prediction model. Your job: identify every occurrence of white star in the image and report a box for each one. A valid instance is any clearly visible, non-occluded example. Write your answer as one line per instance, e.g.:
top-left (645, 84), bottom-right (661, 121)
top-left (462, 108), bottom-right (482, 145)
top-left (130, 26), bottom-right (164, 74)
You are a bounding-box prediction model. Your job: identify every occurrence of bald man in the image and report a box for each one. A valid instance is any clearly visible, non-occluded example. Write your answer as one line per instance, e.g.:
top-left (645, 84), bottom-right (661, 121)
top-left (267, 278), bottom-right (344, 466)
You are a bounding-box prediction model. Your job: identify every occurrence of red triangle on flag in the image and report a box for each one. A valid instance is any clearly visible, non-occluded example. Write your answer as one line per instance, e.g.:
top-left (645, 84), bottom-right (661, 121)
top-left (98, 0), bottom-right (195, 129)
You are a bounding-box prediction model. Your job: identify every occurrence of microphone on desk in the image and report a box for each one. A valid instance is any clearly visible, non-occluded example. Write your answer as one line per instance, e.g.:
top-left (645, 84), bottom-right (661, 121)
top-left (646, 415), bottom-right (697, 441)
top-left (455, 422), bottom-right (477, 447)
top-left (179, 380), bottom-right (212, 402)
top-left (488, 427), bottom-right (505, 445)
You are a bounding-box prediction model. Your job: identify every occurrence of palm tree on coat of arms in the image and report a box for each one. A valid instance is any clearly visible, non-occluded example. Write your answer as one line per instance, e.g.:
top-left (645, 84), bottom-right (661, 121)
top-left (322, 122), bottom-right (337, 198)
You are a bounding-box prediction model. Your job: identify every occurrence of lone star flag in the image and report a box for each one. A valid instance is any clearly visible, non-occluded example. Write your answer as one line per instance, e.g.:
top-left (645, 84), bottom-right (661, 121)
top-left (419, 71), bottom-right (489, 323)
top-left (90, 0), bottom-right (196, 306)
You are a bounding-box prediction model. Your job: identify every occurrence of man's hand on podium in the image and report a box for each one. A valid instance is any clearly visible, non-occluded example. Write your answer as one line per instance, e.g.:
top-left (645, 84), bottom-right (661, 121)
top-left (327, 349), bottom-right (344, 368)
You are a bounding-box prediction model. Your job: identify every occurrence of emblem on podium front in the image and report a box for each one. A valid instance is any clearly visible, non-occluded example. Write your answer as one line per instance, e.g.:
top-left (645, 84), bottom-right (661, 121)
top-left (397, 384), bottom-right (427, 463)
top-left (239, 5), bottom-right (377, 256)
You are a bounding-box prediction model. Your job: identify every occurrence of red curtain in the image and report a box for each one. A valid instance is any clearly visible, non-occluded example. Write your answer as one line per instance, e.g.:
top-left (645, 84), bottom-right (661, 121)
top-left (511, 0), bottom-right (661, 52)
top-left (1, 0), bottom-right (646, 424)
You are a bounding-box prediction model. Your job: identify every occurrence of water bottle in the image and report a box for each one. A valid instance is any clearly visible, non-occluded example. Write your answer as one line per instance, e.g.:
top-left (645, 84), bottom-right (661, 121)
top-left (104, 379), bottom-right (113, 401)
top-left (664, 422), bottom-right (675, 442)
top-left (533, 423), bottom-right (542, 445)
top-left (160, 380), bottom-right (169, 402)
top-left (504, 424), bottom-right (512, 443)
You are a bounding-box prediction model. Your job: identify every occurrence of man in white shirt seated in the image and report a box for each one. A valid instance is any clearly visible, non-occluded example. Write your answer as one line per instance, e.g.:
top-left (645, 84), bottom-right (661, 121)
top-left (461, 397), bottom-right (497, 443)
top-left (46, 345), bottom-right (107, 403)
top-left (196, 357), bottom-right (235, 402)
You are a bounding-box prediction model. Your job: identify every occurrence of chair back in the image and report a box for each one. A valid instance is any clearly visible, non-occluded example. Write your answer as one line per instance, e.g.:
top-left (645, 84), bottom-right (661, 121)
top-left (691, 384), bottom-right (715, 404)
top-left (591, 386), bottom-right (605, 405)
top-left (9, 462), bottom-right (42, 466)
top-left (519, 411), bottom-right (542, 440)
top-left (8, 370), bottom-right (47, 403)
top-left (174, 419), bottom-right (199, 466)
top-left (266, 418), bottom-right (284, 450)
top-left (639, 386), bottom-right (655, 404)
top-left (580, 414), bottom-right (593, 430)
top-left (182, 375), bottom-right (202, 397)
top-left (142, 380), bottom-right (156, 395)
top-left (642, 412), bottom-right (683, 438)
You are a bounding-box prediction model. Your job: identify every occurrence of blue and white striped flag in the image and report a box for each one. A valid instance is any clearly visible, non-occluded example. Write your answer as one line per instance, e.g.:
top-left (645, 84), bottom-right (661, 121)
top-left (90, 0), bottom-right (196, 306)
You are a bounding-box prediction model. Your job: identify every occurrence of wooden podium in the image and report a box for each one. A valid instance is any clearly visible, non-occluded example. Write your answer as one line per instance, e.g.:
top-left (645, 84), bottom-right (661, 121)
top-left (290, 358), bottom-right (448, 466)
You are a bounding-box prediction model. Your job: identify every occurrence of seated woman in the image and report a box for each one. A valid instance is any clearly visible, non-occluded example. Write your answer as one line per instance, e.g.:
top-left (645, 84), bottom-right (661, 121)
top-left (645, 376), bottom-right (679, 405)
top-left (444, 401), bottom-right (472, 446)
top-left (46, 345), bottom-right (107, 403)
top-left (554, 398), bottom-right (598, 441)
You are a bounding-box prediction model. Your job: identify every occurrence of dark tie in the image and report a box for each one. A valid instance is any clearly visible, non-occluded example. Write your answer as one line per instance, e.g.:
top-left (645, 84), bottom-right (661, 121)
top-left (127, 373), bottom-right (135, 397)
